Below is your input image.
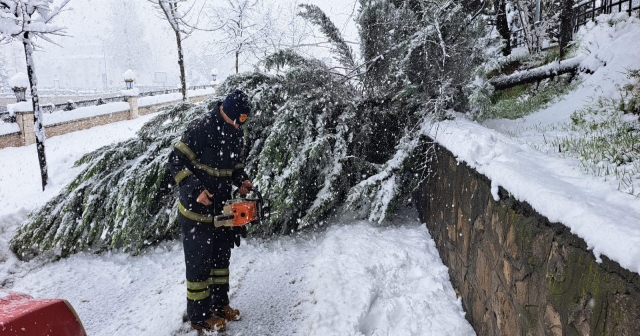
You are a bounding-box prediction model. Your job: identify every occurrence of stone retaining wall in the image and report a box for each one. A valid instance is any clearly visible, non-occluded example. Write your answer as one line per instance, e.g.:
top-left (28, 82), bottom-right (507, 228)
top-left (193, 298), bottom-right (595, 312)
top-left (45, 110), bottom-right (131, 138)
top-left (0, 132), bottom-right (21, 148)
top-left (414, 141), bottom-right (640, 336)
top-left (0, 93), bottom-right (212, 149)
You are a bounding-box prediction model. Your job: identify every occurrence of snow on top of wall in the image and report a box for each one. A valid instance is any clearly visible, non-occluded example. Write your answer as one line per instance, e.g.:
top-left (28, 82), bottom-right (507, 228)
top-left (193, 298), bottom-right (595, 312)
top-left (0, 121), bottom-right (20, 136)
top-left (43, 102), bottom-right (130, 127)
top-left (9, 73), bottom-right (29, 89)
top-left (7, 102), bottom-right (33, 116)
top-left (138, 92), bottom-right (181, 107)
top-left (138, 88), bottom-right (214, 107)
top-left (121, 88), bottom-right (140, 97)
top-left (429, 117), bottom-right (640, 274)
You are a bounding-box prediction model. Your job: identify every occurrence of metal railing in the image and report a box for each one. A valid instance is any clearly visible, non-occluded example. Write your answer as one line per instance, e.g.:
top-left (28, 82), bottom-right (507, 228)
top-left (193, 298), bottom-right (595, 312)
top-left (574, 0), bottom-right (640, 31)
top-left (510, 28), bottom-right (527, 49)
top-left (501, 1), bottom-right (639, 49)
top-left (0, 85), bottom-right (215, 122)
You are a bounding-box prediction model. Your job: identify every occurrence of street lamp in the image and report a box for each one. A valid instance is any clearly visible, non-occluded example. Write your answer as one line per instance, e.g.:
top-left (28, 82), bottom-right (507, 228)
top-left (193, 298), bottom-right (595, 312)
top-left (123, 69), bottom-right (136, 90)
top-left (10, 72), bottom-right (29, 102)
top-left (211, 68), bottom-right (218, 83)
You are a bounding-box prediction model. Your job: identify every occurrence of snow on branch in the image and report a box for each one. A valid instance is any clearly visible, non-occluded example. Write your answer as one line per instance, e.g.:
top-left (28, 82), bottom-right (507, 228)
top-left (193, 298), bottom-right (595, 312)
top-left (489, 56), bottom-right (586, 91)
top-left (298, 4), bottom-right (356, 70)
top-left (0, 0), bottom-right (70, 43)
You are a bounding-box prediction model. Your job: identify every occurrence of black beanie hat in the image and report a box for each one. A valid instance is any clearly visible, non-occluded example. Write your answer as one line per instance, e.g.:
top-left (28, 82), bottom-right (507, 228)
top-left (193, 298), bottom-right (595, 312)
top-left (222, 89), bottom-right (251, 125)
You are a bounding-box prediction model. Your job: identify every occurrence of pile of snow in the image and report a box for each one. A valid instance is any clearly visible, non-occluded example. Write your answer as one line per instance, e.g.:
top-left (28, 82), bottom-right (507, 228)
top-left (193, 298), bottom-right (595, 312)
top-left (9, 73), bottom-right (29, 89)
top-left (437, 13), bottom-right (640, 274)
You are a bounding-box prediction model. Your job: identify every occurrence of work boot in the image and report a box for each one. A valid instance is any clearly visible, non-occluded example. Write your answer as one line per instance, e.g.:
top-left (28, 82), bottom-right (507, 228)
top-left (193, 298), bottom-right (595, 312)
top-left (212, 305), bottom-right (241, 321)
top-left (191, 315), bottom-right (226, 332)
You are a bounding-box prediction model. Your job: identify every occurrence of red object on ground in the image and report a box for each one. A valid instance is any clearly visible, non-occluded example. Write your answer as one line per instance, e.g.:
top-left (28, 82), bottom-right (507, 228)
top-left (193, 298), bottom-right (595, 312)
top-left (0, 290), bottom-right (87, 336)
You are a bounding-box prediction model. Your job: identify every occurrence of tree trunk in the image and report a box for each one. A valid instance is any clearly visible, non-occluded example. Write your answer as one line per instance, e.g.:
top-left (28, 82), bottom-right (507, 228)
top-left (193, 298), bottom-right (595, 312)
top-left (235, 51), bottom-right (239, 74)
top-left (174, 29), bottom-right (187, 101)
top-left (559, 0), bottom-right (575, 58)
top-left (488, 56), bottom-right (583, 90)
top-left (163, 2), bottom-right (187, 102)
top-left (22, 33), bottom-right (48, 191)
top-left (495, 0), bottom-right (512, 56)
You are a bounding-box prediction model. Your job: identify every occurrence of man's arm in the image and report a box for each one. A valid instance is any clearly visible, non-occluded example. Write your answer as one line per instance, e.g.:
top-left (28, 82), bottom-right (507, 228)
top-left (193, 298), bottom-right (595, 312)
top-left (232, 163), bottom-right (253, 196)
top-left (169, 124), bottom-right (208, 204)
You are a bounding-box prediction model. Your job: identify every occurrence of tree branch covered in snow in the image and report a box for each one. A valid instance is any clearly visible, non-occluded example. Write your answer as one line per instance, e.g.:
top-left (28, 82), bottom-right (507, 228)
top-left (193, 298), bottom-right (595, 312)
top-left (0, 0), bottom-right (70, 43)
top-left (11, 101), bottom-right (212, 259)
top-left (298, 3), bottom-right (356, 71)
top-left (489, 55), bottom-right (584, 90)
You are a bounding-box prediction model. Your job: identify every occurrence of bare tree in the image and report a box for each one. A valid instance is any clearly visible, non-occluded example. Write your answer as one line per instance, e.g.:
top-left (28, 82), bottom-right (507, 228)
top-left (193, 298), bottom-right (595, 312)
top-left (250, 0), bottom-right (314, 65)
top-left (208, 0), bottom-right (274, 74)
top-left (149, 0), bottom-right (195, 101)
top-left (0, 0), bottom-right (70, 191)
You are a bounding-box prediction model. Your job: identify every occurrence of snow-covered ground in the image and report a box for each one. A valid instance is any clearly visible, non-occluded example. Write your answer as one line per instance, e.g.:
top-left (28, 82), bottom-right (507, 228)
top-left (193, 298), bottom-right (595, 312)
top-left (0, 113), bottom-right (474, 335)
top-left (428, 14), bottom-right (640, 274)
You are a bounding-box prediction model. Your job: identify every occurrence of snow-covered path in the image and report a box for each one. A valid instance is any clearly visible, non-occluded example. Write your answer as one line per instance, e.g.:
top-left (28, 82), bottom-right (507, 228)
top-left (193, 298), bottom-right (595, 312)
top-left (0, 114), bottom-right (474, 336)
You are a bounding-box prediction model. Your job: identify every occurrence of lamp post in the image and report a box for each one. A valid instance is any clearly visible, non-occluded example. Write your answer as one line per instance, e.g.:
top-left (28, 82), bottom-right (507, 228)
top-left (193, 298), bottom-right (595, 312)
top-left (123, 69), bottom-right (136, 90)
top-left (10, 72), bottom-right (29, 102)
top-left (122, 69), bottom-right (139, 119)
top-left (211, 68), bottom-right (218, 84)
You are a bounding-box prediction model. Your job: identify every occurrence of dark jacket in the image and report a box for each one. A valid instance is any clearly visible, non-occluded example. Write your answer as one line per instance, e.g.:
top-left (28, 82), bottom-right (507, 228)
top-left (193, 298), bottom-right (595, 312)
top-left (169, 102), bottom-right (249, 222)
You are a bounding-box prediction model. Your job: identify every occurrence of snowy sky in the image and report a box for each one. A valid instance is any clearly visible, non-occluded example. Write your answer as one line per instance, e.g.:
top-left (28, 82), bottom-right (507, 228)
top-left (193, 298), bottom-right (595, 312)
top-left (0, 0), bottom-right (359, 88)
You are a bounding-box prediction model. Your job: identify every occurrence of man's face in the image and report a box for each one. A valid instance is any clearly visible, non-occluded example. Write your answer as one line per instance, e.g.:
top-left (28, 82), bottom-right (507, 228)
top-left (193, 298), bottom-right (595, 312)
top-left (219, 106), bottom-right (240, 129)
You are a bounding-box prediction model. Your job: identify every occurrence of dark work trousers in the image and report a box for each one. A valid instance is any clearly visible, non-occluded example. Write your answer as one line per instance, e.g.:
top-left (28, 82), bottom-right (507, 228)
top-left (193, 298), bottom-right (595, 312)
top-left (180, 213), bottom-right (232, 323)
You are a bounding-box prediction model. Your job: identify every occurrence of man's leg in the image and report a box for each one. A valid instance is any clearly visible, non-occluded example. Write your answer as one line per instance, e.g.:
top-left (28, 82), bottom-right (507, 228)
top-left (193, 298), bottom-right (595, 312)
top-left (180, 214), bottom-right (215, 323)
top-left (210, 228), bottom-right (232, 315)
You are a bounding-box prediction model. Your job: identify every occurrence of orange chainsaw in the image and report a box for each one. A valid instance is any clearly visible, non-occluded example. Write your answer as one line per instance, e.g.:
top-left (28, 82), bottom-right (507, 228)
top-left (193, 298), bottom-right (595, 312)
top-left (213, 188), bottom-right (270, 227)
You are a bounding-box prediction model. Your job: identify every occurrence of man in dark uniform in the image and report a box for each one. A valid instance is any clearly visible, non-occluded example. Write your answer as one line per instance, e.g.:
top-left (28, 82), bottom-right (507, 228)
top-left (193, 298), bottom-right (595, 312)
top-left (169, 89), bottom-right (253, 332)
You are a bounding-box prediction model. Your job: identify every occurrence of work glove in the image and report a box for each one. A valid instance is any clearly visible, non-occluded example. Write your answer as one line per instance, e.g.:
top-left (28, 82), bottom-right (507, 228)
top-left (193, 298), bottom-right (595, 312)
top-left (230, 226), bottom-right (248, 248)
